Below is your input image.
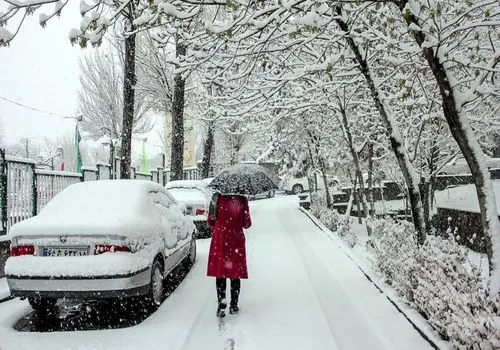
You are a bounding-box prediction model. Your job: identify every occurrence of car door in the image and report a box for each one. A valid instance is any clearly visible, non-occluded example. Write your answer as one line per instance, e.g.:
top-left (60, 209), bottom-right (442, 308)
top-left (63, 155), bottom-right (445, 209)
top-left (148, 190), bottom-right (180, 275)
top-left (160, 191), bottom-right (192, 270)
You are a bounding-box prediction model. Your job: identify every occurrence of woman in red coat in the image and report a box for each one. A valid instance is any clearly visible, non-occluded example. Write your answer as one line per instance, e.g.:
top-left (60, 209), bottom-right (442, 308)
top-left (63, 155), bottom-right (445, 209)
top-left (207, 194), bottom-right (251, 317)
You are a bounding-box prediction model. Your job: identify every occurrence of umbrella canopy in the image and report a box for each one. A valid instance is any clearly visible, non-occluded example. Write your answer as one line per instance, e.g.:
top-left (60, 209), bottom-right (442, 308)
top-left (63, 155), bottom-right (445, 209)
top-left (208, 163), bottom-right (278, 196)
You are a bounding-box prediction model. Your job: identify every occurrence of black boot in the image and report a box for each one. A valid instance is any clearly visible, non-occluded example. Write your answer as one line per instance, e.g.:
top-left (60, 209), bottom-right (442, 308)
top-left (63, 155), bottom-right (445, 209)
top-left (229, 279), bottom-right (240, 314)
top-left (217, 302), bottom-right (227, 318)
top-left (216, 279), bottom-right (227, 318)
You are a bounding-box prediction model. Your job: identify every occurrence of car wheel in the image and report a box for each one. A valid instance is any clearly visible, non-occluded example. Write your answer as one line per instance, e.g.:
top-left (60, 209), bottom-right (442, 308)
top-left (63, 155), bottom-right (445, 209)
top-left (28, 297), bottom-right (57, 314)
top-left (292, 184), bottom-right (304, 194)
top-left (142, 259), bottom-right (164, 310)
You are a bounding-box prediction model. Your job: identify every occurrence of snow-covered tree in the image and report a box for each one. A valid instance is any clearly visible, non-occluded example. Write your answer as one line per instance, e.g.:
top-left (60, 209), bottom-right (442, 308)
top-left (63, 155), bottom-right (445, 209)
top-left (384, 0), bottom-right (500, 294)
top-left (78, 40), bottom-right (152, 141)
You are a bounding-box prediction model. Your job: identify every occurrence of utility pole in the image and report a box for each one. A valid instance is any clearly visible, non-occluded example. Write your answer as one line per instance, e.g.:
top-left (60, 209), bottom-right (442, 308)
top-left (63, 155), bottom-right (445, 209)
top-left (25, 138), bottom-right (29, 158)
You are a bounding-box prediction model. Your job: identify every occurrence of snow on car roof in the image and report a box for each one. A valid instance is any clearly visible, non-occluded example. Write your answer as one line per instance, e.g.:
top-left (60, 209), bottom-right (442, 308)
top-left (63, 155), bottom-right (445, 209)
top-left (167, 188), bottom-right (208, 204)
top-left (165, 180), bottom-right (208, 190)
top-left (9, 180), bottom-right (170, 237)
top-left (42, 180), bottom-right (161, 213)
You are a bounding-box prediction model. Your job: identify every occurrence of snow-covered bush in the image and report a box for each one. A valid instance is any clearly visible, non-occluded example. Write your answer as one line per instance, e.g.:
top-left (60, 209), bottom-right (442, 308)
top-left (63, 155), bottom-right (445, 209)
top-left (367, 217), bottom-right (418, 299)
top-left (310, 191), bottom-right (357, 247)
top-left (406, 236), bottom-right (500, 349)
top-left (336, 215), bottom-right (356, 248)
top-left (368, 218), bottom-right (500, 349)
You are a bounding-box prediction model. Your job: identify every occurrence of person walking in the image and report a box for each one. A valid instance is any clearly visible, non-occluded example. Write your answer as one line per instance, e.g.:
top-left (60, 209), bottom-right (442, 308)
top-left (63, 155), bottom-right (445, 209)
top-left (207, 193), bottom-right (252, 318)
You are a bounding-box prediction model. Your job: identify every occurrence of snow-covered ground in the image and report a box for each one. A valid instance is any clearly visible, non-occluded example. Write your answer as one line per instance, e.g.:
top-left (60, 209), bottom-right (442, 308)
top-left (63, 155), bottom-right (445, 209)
top-left (0, 195), bottom-right (435, 350)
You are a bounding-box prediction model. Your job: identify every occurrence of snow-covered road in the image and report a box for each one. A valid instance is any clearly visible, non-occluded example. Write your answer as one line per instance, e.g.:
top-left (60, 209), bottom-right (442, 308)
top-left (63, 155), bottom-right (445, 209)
top-left (0, 195), bottom-right (433, 350)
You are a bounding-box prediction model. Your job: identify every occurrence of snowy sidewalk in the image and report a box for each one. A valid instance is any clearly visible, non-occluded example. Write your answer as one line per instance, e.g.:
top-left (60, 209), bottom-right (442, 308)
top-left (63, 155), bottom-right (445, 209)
top-left (0, 196), bottom-right (435, 350)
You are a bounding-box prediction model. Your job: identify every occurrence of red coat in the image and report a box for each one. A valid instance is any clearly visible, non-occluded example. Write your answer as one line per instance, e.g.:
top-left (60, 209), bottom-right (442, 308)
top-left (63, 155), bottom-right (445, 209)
top-left (207, 195), bottom-right (251, 279)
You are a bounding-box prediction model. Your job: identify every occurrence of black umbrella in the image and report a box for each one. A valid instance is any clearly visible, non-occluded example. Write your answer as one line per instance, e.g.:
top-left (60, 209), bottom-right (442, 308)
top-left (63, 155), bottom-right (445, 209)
top-left (208, 163), bottom-right (278, 196)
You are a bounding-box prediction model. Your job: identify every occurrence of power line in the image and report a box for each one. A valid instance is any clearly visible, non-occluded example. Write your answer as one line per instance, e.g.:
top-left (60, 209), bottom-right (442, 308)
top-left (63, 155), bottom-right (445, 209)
top-left (0, 95), bottom-right (71, 119)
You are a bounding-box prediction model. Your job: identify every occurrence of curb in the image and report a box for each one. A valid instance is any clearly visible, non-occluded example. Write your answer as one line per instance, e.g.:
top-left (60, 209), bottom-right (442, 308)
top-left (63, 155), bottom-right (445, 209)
top-left (0, 295), bottom-right (12, 304)
top-left (299, 207), bottom-right (446, 350)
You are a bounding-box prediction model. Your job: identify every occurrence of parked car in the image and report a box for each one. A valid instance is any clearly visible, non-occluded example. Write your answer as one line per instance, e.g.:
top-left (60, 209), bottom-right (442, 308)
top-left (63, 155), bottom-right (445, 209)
top-left (5, 180), bottom-right (196, 313)
top-left (439, 155), bottom-right (500, 175)
top-left (165, 180), bottom-right (212, 238)
top-left (249, 188), bottom-right (276, 200)
top-left (281, 171), bottom-right (340, 194)
top-left (201, 177), bottom-right (214, 187)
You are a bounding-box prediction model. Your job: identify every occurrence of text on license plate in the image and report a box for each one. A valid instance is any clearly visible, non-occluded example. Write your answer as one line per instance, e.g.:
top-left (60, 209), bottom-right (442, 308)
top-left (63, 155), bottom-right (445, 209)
top-left (42, 247), bottom-right (89, 257)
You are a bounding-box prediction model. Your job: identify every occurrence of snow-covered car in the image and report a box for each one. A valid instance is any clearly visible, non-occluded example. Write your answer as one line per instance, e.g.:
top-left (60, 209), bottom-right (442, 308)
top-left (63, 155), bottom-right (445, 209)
top-left (281, 171), bottom-right (340, 194)
top-left (249, 188), bottom-right (276, 200)
top-left (165, 180), bottom-right (212, 238)
top-left (201, 177), bottom-right (214, 186)
top-left (439, 155), bottom-right (500, 175)
top-left (5, 180), bottom-right (196, 313)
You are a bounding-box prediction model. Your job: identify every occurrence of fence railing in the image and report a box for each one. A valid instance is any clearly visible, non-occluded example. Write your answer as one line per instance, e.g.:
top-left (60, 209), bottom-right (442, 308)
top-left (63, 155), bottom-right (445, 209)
top-left (0, 150), bottom-right (200, 235)
top-left (35, 170), bottom-right (82, 213)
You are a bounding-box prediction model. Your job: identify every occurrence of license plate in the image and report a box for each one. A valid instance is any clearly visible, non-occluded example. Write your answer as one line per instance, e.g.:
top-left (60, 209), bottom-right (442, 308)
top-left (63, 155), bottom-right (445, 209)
top-left (42, 247), bottom-right (89, 257)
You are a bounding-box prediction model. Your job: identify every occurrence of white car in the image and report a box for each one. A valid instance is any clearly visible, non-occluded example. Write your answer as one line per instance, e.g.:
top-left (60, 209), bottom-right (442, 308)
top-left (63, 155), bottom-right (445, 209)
top-left (439, 155), bottom-right (500, 175)
top-left (281, 171), bottom-right (340, 194)
top-left (165, 180), bottom-right (212, 238)
top-left (201, 177), bottom-right (214, 186)
top-left (249, 188), bottom-right (276, 200)
top-left (5, 180), bottom-right (196, 313)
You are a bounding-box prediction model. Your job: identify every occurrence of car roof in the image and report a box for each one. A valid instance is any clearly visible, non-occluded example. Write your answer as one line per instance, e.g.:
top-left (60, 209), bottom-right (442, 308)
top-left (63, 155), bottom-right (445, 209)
top-left (167, 187), bottom-right (208, 203)
top-left (165, 180), bottom-right (208, 189)
top-left (9, 180), bottom-right (179, 238)
top-left (41, 180), bottom-right (166, 213)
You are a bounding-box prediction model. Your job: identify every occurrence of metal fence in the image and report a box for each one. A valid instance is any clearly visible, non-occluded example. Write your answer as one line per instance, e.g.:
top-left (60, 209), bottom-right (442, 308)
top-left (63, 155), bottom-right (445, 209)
top-left (35, 170), bottom-right (82, 213)
top-left (5, 156), bottom-right (35, 231)
top-left (0, 149), bottom-right (201, 235)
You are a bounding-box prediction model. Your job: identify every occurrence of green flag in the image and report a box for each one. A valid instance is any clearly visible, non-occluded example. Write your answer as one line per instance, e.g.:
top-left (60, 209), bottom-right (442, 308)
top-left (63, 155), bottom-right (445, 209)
top-left (75, 125), bottom-right (82, 173)
top-left (140, 141), bottom-right (150, 173)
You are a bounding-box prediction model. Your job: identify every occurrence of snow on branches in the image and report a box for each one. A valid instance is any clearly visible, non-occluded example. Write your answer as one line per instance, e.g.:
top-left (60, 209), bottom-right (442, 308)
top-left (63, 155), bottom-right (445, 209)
top-left (0, 0), bottom-right (67, 46)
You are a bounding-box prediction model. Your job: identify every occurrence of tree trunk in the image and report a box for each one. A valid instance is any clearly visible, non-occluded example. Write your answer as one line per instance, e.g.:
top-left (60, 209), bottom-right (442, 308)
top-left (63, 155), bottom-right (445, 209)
top-left (339, 102), bottom-right (370, 229)
top-left (170, 38), bottom-right (187, 181)
top-left (319, 157), bottom-right (332, 208)
top-left (349, 174), bottom-right (358, 220)
top-left (423, 139), bottom-right (440, 232)
top-left (307, 131), bottom-right (332, 207)
top-left (355, 186), bottom-right (362, 224)
top-left (396, 0), bottom-right (500, 293)
top-left (367, 141), bottom-right (376, 216)
top-left (230, 137), bottom-right (239, 165)
top-left (335, 7), bottom-right (426, 244)
top-left (345, 177), bottom-right (356, 224)
top-left (420, 179), bottom-right (431, 231)
top-left (119, 22), bottom-right (136, 180)
top-left (201, 121), bottom-right (214, 178)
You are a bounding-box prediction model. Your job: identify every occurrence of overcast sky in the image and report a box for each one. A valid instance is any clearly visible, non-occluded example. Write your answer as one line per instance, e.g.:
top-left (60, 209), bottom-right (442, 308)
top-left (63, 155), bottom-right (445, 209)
top-left (0, 1), bottom-right (83, 145)
top-left (0, 1), bottom-right (164, 162)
